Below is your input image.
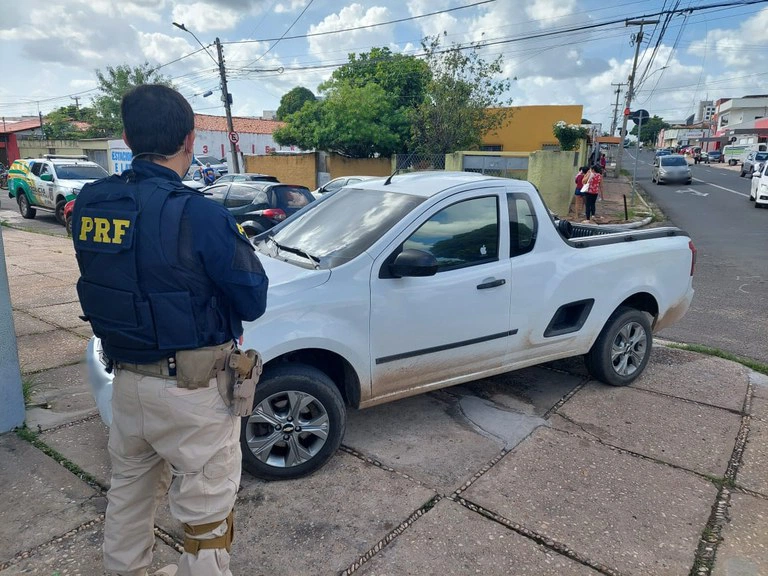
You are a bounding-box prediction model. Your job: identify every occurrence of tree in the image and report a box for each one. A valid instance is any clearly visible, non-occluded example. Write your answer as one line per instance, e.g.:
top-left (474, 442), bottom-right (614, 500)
top-left (275, 47), bottom-right (430, 157)
top-left (274, 82), bottom-right (407, 157)
top-left (630, 115), bottom-right (669, 146)
top-left (90, 63), bottom-right (173, 137)
top-left (43, 105), bottom-right (98, 140)
top-left (410, 34), bottom-right (513, 154)
top-left (276, 87), bottom-right (316, 120)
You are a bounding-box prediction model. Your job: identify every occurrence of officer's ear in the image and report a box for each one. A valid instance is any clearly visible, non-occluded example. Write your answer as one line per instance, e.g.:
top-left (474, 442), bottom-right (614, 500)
top-left (122, 131), bottom-right (131, 149)
top-left (184, 130), bottom-right (196, 154)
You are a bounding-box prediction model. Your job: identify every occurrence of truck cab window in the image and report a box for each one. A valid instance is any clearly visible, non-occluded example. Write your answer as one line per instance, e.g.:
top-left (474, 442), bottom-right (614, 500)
top-left (507, 193), bottom-right (537, 257)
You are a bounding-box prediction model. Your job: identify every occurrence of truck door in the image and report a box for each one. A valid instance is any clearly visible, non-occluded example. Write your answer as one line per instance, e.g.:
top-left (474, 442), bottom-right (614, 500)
top-left (369, 188), bottom-right (513, 402)
top-left (38, 163), bottom-right (55, 207)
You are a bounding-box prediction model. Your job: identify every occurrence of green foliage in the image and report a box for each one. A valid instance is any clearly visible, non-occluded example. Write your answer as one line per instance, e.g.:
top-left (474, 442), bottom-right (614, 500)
top-left (629, 115), bottom-right (669, 145)
top-left (276, 87), bottom-right (316, 120)
top-left (552, 121), bottom-right (589, 151)
top-left (410, 34), bottom-right (513, 154)
top-left (273, 100), bottom-right (323, 151)
top-left (43, 104), bottom-right (98, 140)
top-left (90, 63), bottom-right (173, 137)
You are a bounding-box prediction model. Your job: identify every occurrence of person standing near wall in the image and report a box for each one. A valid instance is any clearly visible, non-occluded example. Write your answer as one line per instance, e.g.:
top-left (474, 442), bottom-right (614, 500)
top-left (583, 164), bottom-right (604, 222)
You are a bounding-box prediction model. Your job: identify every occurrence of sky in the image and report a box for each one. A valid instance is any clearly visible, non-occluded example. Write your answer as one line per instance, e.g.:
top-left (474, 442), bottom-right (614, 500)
top-left (1, 0), bottom-right (767, 136)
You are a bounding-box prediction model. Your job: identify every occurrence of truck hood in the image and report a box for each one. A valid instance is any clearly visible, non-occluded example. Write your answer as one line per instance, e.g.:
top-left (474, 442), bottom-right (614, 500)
top-left (66, 179), bottom-right (98, 192)
top-left (259, 253), bottom-right (331, 296)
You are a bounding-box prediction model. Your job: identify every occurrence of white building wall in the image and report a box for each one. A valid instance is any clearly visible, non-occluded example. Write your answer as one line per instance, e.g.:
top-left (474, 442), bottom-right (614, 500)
top-left (194, 129), bottom-right (298, 162)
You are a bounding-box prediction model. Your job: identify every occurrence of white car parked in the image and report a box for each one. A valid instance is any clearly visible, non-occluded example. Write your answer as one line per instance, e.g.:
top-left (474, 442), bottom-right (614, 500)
top-left (749, 161), bottom-right (768, 208)
top-left (311, 175), bottom-right (376, 199)
top-left (88, 171), bottom-right (696, 480)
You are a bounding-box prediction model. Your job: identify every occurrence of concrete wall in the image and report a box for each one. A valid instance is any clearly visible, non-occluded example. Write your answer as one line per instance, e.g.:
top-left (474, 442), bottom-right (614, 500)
top-left (17, 138), bottom-right (108, 159)
top-left (244, 152), bottom-right (393, 189)
top-left (244, 153), bottom-right (318, 189)
top-left (482, 105), bottom-right (584, 152)
top-left (327, 155), bottom-right (392, 179)
top-left (528, 149), bottom-right (582, 217)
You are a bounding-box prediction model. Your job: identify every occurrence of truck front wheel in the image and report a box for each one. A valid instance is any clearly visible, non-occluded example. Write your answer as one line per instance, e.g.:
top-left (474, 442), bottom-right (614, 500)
top-left (585, 306), bottom-right (652, 386)
top-left (18, 194), bottom-right (36, 219)
top-left (55, 199), bottom-right (67, 225)
top-left (240, 363), bottom-right (346, 480)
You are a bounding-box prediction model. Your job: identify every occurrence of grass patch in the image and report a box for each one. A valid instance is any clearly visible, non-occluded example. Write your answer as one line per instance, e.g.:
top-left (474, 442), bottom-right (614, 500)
top-left (666, 342), bottom-right (768, 376)
top-left (15, 426), bottom-right (105, 489)
top-left (22, 375), bottom-right (39, 406)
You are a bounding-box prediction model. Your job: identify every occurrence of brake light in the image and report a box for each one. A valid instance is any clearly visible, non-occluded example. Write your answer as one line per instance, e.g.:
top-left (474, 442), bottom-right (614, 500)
top-left (689, 240), bottom-right (697, 276)
top-left (262, 208), bottom-right (287, 221)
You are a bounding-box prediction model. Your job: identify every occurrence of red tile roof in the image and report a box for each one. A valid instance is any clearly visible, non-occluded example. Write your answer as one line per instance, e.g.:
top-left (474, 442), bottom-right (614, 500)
top-left (1, 118), bottom-right (42, 133)
top-left (194, 114), bottom-right (285, 135)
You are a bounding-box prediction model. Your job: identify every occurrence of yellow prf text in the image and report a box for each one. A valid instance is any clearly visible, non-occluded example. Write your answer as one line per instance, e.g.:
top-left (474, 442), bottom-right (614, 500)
top-left (79, 217), bottom-right (131, 244)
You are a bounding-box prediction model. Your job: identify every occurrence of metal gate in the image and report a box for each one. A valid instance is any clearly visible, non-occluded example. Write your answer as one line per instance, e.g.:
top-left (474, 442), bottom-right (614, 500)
top-left (462, 154), bottom-right (528, 178)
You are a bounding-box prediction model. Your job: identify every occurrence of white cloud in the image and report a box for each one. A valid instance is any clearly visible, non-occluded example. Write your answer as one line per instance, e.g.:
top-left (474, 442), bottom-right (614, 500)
top-left (275, 0), bottom-right (308, 14)
top-left (525, 0), bottom-right (577, 25)
top-left (307, 4), bottom-right (394, 65)
top-left (171, 2), bottom-right (243, 31)
top-left (688, 7), bottom-right (768, 69)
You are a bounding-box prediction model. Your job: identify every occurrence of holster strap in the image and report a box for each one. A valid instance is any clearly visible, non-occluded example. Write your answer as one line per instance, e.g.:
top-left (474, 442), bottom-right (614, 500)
top-left (183, 511), bottom-right (234, 555)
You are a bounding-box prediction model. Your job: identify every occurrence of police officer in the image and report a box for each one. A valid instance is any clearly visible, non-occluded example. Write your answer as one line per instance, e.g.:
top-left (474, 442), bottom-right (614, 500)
top-left (72, 84), bottom-right (268, 576)
top-left (202, 162), bottom-right (216, 185)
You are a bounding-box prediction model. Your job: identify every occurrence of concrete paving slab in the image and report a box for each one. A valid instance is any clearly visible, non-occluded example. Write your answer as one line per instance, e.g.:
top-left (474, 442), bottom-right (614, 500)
top-left (713, 492), bottom-right (768, 576)
top-left (343, 394), bottom-right (505, 493)
top-left (751, 397), bottom-right (768, 422)
top-left (751, 372), bottom-right (768, 401)
top-left (638, 346), bottom-right (750, 412)
top-left (39, 416), bottom-right (111, 487)
top-left (737, 416), bottom-right (768, 495)
top-left (16, 330), bottom-right (87, 374)
top-left (0, 525), bottom-right (179, 576)
top-left (550, 383), bottom-right (742, 476)
top-left (463, 427), bottom-right (716, 576)
top-left (25, 362), bottom-right (99, 431)
top-left (12, 310), bottom-right (56, 336)
top-left (73, 325), bottom-right (94, 339)
top-left (8, 281), bottom-right (79, 310)
top-left (448, 365), bottom-right (584, 416)
top-left (26, 301), bottom-right (86, 329)
top-left (149, 450), bottom-right (437, 576)
top-left (356, 498), bottom-right (601, 576)
top-left (0, 434), bottom-right (106, 564)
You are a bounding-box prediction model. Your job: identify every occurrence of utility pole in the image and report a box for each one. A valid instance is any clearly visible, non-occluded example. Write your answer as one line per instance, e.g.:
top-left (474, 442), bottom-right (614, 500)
top-left (610, 83), bottom-right (625, 136)
top-left (71, 96), bottom-right (81, 112)
top-left (215, 37), bottom-right (240, 174)
top-left (616, 19), bottom-right (659, 176)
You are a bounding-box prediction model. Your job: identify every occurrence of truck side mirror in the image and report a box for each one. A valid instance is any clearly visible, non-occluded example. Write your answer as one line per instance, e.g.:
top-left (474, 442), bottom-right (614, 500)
top-left (40, 173), bottom-right (53, 182)
top-left (389, 249), bottom-right (438, 278)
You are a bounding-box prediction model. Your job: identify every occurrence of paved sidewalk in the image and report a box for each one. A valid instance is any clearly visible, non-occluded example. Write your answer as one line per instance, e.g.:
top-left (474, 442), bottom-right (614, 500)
top-left (1, 225), bottom-right (767, 576)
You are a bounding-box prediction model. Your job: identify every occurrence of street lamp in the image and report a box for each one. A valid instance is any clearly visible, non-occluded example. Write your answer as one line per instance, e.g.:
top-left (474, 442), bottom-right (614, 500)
top-left (173, 22), bottom-right (241, 173)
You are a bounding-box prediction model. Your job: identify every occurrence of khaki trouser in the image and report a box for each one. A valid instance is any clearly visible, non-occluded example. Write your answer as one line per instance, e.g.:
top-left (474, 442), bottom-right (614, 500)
top-left (104, 368), bottom-right (241, 576)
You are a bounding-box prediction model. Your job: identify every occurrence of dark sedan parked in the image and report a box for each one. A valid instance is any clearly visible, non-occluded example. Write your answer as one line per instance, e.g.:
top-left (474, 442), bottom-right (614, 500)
top-left (203, 181), bottom-right (314, 236)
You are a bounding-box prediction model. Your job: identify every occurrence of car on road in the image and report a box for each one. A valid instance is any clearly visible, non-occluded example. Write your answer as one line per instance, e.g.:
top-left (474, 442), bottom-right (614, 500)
top-left (693, 148), bottom-right (708, 164)
top-left (214, 173), bottom-right (280, 184)
top-left (203, 181), bottom-right (314, 236)
top-left (652, 154), bottom-right (692, 185)
top-left (63, 199), bottom-right (75, 236)
top-left (312, 175), bottom-right (376, 199)
top-left (655, 149), bottom-right (672, 158)
top-left (87, 171), bottom-right (696, 481)
top-left (740, 151), bottom-right (768, 177)
top-left (750, 160), bottom-right (768, 208)
top-left (7, 155), bottom-right (109, 225)
top-left (706, 150), bottom-right (723, 163)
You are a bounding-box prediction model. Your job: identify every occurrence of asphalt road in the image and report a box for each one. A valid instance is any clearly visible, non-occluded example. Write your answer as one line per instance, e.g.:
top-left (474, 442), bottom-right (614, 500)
top-left (624, 148), bottom-right (768, 364)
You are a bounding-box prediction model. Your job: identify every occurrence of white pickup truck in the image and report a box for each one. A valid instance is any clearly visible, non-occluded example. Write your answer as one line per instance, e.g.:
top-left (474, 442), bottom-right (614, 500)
top-left (88, 171), bottom-right (695, 480)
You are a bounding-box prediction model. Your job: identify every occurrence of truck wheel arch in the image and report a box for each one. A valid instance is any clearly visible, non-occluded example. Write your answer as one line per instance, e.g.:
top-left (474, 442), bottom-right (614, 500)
top-left (618, 292), bottom-right (659, 321)
top-left (265, 348), bottom-right (361, 408)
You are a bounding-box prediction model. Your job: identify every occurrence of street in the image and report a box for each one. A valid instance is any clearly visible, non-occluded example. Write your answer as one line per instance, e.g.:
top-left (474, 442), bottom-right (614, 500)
top-left (625, 148), bottom-right (768, 364)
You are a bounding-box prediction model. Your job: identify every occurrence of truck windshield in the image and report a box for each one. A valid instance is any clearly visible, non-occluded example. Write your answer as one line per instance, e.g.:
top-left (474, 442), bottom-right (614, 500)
top-left (56, 164), bottom-right (110, 179)
top-left (259, 188), bottom-right (425, 268)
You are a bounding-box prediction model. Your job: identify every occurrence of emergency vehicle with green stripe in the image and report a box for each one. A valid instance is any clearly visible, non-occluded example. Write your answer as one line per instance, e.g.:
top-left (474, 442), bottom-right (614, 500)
top-left (7, 155), bottom-right (109, 225)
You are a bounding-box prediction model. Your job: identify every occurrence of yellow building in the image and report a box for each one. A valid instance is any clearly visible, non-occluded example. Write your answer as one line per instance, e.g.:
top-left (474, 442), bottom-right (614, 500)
top-left (482, 105), bottom-right (584, 152)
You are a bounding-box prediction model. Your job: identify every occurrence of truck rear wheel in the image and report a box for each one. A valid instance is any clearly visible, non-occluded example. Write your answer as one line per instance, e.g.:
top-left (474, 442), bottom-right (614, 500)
top-left (55, 199), bottom-right (67, 225)
top-left (585, 306), bottom-right (652, 386)
top-left (18, 194), bottom-right (36, 219)
top-left (240, 363), bottom-right (346, 480)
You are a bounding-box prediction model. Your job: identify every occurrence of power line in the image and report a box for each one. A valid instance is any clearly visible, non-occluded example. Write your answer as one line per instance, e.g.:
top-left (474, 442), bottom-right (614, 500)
top-left (242, 0), bottom-right (315, 69)
top-left (225, 0), bottom-right (497, 45)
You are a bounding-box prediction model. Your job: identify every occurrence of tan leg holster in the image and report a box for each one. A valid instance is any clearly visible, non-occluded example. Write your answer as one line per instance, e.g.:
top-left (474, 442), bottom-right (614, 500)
top-left (182, 510), bottom-right (234, 555)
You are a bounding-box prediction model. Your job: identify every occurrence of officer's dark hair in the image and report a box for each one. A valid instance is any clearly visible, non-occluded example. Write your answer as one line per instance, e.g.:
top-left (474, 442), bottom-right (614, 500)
top-left (121, 84), bottom-right (194, 157)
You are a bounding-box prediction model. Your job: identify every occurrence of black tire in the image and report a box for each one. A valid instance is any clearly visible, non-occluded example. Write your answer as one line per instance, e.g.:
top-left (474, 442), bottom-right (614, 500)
top-left (584, 306), bottom-right (653, 387)
top-left (17, 193), bottom-right (36, 219)
top-left (755, 202), bottom-right (762, 209)
top-left (55, 199), bottom-right (66, 225)
top-left (65, 213), bottom-right (73, 236)
top-left (739, 170), bottom-right (746, 177)
top-left (240, 363), bottom-right (346, 480)
top-left (685, 180), bottom-right (692, 185)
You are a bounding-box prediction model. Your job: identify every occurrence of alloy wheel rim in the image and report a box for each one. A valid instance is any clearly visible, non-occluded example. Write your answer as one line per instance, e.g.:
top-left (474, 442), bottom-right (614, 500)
top-left (244, 390), bottom-right (329, 468)
top-left (610, 321), bottom-right (647, 377)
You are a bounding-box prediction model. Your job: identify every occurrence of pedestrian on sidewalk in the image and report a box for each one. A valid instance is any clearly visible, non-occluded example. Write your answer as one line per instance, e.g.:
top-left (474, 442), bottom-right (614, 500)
top-left (584, 164), bottom-right (604, 221)
top-left (72, 84), bottom-right (269, 576)
top-left (573, 166), bottom-right (588, 217)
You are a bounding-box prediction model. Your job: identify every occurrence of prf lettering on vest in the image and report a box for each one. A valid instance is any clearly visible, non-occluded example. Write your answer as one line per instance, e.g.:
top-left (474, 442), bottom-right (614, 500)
top-left (79, 216), bottom-right (131, 244)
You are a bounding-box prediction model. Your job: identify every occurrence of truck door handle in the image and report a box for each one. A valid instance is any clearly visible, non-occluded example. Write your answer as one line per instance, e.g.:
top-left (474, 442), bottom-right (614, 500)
top-left (477, 279), bottom-right (506, 290)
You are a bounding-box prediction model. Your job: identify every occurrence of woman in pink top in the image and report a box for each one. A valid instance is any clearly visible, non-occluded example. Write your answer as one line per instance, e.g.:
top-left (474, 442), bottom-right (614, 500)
top-left (584, 164), bottom-right (603, 221)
